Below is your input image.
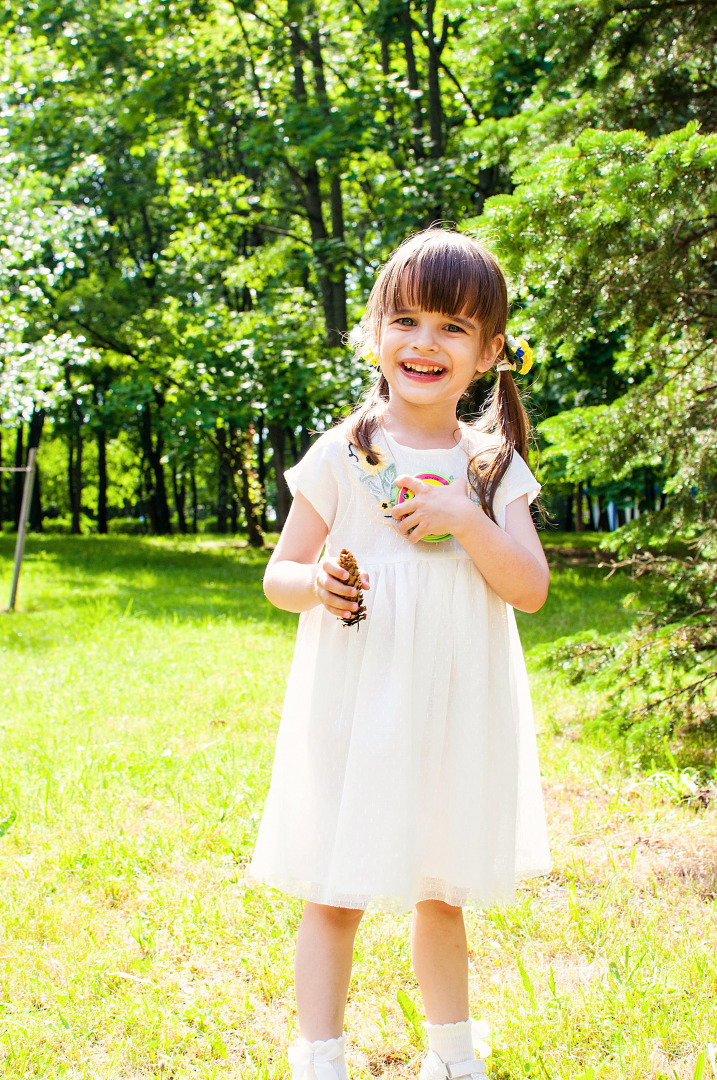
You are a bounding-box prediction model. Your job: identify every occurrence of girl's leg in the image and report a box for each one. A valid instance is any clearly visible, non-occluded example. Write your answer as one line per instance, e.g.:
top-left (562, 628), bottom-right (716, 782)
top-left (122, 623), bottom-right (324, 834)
top-left (411, 899), bottom-right (469, 1023)
top-left (295, 901), bottom-right (364, 1041)
top-left (412, 902), bottom-right (484, 1075)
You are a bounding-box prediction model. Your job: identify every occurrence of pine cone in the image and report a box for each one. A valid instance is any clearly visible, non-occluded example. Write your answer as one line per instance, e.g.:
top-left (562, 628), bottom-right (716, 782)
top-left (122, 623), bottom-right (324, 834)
top-left (338, 548), bottom-right (366, 630)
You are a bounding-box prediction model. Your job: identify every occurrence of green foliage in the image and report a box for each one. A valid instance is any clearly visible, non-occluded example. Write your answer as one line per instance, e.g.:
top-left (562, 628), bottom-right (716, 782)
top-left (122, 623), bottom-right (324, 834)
top-left (397, 988), bottom-right (425, 1048)
top-left (473, 83), bottom-right (717, 764)
top-left (534, 548), bottom-right (717, 766)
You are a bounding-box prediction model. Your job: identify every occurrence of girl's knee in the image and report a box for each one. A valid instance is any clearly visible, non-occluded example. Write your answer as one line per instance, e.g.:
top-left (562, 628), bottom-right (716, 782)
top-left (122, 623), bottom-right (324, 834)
top-left (414, 899), bottom-right (464, 921)
top-left (304, 901), bottom-right (364, 930)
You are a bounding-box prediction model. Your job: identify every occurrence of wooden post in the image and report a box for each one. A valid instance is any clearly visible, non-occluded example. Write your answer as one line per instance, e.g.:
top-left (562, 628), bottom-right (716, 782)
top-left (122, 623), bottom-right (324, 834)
top-left (9, 447), bottom-right (38, 612)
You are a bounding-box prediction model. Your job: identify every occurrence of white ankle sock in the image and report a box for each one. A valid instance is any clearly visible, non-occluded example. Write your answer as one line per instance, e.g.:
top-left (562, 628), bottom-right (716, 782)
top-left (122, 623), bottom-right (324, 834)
top-left (289, 1034), bottom-right (349, 1080)
top-left (426, 1019), bottom-right (474, 1064)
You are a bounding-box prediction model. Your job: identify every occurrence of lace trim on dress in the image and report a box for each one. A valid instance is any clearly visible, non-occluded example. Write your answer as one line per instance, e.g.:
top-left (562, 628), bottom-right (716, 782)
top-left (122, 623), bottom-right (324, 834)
top-left (250, 870), bottom-right (522, 914)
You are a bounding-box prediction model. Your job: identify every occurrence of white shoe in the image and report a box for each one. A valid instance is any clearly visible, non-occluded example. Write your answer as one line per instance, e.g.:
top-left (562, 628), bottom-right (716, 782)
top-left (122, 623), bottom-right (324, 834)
top-left (419, 1049), bottom-right (488, 1079)
top-left (288, 1034), bottom-right (349, 1080)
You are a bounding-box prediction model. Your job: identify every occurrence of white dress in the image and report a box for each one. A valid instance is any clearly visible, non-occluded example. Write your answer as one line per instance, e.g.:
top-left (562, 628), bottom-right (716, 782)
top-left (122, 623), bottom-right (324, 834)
top-left (249, 421), bottom-right (552, 913)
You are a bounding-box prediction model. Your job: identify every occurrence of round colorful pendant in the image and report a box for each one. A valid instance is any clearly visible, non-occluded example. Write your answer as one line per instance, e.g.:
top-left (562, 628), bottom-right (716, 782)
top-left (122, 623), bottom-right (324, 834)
top-left (396, 473), bottom-right (452, 543)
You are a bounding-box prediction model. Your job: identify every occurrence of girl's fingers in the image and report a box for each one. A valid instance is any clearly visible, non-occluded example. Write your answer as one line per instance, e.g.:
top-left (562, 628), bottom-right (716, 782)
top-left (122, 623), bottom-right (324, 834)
top-left (391, 502), bottom-right (414, 521)
top-left (321, 555), bottom-right (349, 581)
top-left (320, 556), bottom-right (370, 592)
top-left (317, 575), bottom-right (357, 602)
top-left (316, 584), bottom-right (359, 618)
top-left (394, 473), bottom-right (428, 492)
top-left (314, 557), bottom-right (369, 615)
top-left (318, 558), bottom-right (355, 598)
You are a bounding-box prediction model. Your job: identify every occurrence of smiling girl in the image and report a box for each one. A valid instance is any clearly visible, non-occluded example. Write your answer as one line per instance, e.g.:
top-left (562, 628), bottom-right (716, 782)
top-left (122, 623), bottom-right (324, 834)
top-left (250, 228), bottom-right (552, 1080)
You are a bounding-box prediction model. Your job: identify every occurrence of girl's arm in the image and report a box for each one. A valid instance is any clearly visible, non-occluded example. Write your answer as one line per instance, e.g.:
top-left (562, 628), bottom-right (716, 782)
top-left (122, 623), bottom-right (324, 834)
top-left (391, 476), bottom-right (549, 612)
top-left (263, 491), bottom-right (369, 619)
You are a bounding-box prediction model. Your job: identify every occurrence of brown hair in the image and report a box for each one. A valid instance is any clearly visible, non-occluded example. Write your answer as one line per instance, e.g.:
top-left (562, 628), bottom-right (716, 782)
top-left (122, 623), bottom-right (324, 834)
top-left (348, 228), bottom-right (532, 522)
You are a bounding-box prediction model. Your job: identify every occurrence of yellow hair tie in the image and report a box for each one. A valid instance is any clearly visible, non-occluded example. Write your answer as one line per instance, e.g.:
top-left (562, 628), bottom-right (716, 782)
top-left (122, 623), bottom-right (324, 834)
top-left (504, 334), bottom-right (534, 375)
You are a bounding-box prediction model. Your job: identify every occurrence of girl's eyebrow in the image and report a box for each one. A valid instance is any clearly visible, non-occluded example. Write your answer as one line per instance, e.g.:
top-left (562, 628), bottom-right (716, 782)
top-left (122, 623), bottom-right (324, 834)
top-left (392, 306), bottom-right (477, 331)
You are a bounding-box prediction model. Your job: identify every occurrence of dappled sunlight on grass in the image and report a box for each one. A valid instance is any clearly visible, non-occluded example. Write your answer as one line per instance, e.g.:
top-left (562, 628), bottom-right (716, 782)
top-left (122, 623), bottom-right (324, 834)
top-left (1, 534), bottom-right (291, 631)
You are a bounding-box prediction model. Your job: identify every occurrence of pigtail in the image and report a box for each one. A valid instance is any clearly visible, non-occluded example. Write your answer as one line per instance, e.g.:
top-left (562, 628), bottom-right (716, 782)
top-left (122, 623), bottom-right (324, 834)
top-left (468, 366), bottom-right (531, 523)
top-left (348, 373), bottom-right (389, 459)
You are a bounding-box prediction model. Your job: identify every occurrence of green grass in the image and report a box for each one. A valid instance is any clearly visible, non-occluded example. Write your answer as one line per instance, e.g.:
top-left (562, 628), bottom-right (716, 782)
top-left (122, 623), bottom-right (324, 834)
top-left (0, 535), bottom-right (715, 1079)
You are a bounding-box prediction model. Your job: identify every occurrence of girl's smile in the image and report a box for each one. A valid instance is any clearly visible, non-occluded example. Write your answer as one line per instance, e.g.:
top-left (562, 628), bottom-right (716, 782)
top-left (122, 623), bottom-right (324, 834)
top-left (400, 360), bottom-right (446, 381)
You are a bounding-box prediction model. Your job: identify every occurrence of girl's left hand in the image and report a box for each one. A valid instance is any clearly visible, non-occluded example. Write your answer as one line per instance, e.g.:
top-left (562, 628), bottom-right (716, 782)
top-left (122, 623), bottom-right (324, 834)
top-left (391, 473), bottom-right (475, 543)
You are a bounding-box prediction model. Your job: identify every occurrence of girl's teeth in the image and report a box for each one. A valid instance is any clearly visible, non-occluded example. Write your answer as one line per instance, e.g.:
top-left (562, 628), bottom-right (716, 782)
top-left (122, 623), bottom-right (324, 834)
top-left (404, 363), bottom-right (443, 374)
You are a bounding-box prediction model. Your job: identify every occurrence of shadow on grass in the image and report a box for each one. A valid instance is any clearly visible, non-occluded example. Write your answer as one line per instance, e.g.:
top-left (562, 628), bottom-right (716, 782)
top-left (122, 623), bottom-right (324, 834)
top-left (0, 534), bottom-right (293, 629)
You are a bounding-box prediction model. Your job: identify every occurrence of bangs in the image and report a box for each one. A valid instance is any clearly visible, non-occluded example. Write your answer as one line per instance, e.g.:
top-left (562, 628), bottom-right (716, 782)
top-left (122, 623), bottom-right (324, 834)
top-left (367, 230), bottom-right (507, 342)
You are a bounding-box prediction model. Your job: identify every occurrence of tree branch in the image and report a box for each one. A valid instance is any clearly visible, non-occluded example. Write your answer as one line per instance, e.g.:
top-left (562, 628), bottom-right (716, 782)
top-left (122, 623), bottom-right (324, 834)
top-left (628, 668), bottom-right (717, 717)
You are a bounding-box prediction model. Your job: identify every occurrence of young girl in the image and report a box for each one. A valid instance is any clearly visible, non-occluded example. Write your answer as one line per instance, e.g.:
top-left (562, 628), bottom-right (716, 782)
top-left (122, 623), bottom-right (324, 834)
top-left (250, 228), bottom-right (552, 1080)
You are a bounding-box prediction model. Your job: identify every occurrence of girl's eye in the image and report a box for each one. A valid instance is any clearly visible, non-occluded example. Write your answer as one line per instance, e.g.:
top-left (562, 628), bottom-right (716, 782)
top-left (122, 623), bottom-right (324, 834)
top-left (396, 316), bottom-right (415, 326)
top-left (445, 323), bottom-right (466, 333)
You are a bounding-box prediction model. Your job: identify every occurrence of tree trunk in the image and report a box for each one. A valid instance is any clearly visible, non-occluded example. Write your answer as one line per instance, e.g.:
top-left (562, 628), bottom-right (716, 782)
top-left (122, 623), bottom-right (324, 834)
top-left (97, 426), bottom-right (108, 534)
top-left (425, 0), bottom-right (444, 159)
top-left (309, 24), bottom-right (348, 336)
top-left (27, 408), bottom-right (45, 532)
top-left (139, 452), bottom-right (154, 533)
top-left (68, 398), bottom-right (83, 535)
top-left (565, 493), bottom-right (573, 532)
top-left (230, 489), bottom-right (239, 534)
top-left (190, 466), bottom-right (198, 533)
top-left (268, 423), bottom-right (291, 529)
top-left (257, 415), bottom-right (268, 531)
top-left (286, 14), bottom-right (346, 341)
top-left (401, 0), bottom-right (424, 160)
top-left (236, 427), bottom-right (264, 548)
top-left (574, 482), bottom-right (583, 533)
top-left (172, 462), bottom-right (187, 534)
top-left (138, 400), bottom-right (172, 534)
top-left (151, 400), bottom-right (171, 535)
top-left (216, 427), bottom-right (229, 534)
top-left (13, 425), bottom-right (24, 529)
top-left (329, 173), bottom-right (348, 334)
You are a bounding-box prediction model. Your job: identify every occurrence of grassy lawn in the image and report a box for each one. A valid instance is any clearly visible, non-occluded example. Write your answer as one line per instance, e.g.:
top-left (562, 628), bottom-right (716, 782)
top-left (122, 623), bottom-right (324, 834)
top-left (0, 535), bottom-right (715, 1079)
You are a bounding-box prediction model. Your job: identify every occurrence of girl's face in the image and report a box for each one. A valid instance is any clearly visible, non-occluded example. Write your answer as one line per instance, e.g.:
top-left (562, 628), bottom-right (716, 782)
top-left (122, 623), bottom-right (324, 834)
top-left (377, 305), bottom-right (503, 410)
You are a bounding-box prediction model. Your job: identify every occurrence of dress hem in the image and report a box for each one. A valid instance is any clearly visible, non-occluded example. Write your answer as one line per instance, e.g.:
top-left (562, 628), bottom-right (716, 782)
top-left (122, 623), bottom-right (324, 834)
top-left (246, 864), bottom-right (553, 914)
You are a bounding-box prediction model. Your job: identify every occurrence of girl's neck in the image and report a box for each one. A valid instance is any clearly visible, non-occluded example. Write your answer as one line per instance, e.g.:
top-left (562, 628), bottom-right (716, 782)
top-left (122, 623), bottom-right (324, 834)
top-left (380, 400), bottom-right (463, 450)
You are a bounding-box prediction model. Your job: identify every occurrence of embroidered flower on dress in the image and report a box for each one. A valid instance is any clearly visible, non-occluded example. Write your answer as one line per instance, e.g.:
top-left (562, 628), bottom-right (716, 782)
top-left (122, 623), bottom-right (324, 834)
top-left (354, 445), bottom-right (385, 474)
top-left (345, 440), bottom-right (399, 522)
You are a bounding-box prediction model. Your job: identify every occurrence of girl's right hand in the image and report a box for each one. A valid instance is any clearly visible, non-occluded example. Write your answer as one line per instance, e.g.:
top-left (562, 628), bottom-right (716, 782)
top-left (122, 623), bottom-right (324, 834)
top-left (313, 556), bottom-right (370, 619)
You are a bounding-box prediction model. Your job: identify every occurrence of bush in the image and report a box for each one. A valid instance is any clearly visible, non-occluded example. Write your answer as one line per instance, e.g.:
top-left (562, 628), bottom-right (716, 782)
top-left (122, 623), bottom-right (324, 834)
top-left (107, 517), bottom-right (149, 536)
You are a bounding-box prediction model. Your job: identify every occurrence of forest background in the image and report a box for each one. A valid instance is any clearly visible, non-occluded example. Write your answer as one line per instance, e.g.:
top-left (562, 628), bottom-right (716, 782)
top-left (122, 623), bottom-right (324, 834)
top-left (1, 0), bottom-right (716, 754)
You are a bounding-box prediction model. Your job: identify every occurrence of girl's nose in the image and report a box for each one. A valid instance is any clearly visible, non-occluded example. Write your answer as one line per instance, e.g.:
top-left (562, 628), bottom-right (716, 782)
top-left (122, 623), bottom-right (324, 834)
top-left (411, 324), bottom-right (439, 352)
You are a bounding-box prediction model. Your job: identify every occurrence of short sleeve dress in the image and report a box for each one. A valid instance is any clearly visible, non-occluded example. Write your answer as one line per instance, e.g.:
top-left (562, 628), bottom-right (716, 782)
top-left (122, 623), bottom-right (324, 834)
top-left (249, 422), bottom-right (552, 913)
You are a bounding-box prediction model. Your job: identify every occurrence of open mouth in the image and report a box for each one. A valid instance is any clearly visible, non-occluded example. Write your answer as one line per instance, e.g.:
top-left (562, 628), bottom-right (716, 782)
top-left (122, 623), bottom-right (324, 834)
top-left (400, 361), bottom-right (446, 379)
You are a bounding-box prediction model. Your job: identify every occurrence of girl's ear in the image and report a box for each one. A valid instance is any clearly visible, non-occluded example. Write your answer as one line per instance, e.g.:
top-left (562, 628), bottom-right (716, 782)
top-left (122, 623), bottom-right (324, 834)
top-left (475, 333), bottom-right (505, 374)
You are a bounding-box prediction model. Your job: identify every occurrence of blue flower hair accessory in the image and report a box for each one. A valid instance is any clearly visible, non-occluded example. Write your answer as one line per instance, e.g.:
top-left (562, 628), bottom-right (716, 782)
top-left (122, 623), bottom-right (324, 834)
top-left (499, 334), bottom-right (534, 376)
